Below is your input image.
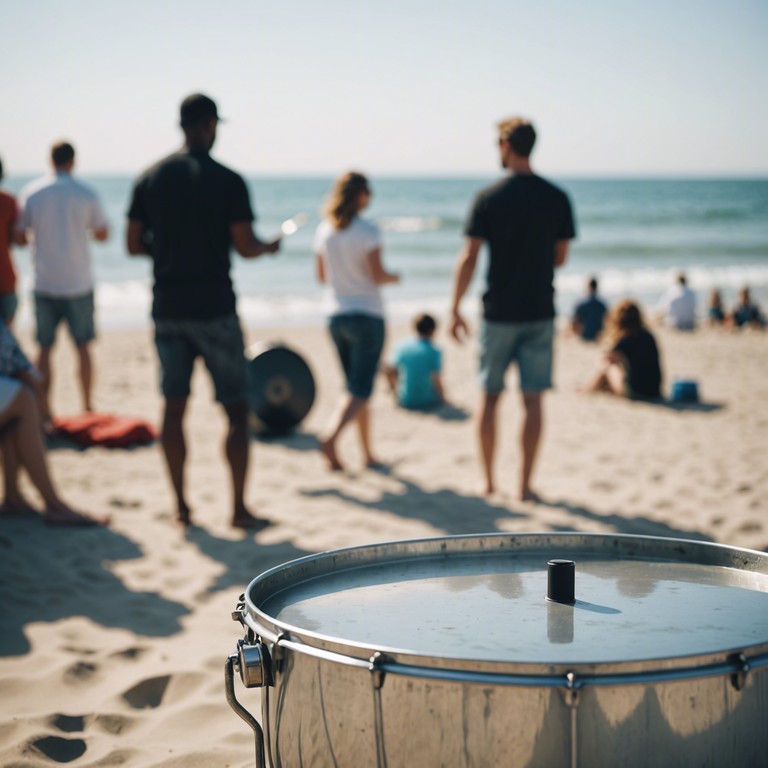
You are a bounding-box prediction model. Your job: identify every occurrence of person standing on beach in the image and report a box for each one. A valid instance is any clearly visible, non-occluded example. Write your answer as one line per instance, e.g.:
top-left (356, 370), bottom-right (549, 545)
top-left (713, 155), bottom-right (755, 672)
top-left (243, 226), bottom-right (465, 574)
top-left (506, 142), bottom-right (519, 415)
top-left (449, 117), bottom-right (576, 499)
top-left (0, 158), bottom-right (20, 329)
top-left (314, 171), bottom-right (400, 471)
top-left (126, 93), bottom-right (280, 529)
top-left (16, 142), bottom-right (109, 425)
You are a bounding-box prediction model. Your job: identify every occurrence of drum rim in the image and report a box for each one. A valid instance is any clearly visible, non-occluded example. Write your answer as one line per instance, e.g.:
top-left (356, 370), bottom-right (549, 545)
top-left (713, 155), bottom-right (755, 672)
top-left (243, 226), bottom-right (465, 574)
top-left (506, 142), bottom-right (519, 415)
top-left (242, 532), bottom-right (768, 674)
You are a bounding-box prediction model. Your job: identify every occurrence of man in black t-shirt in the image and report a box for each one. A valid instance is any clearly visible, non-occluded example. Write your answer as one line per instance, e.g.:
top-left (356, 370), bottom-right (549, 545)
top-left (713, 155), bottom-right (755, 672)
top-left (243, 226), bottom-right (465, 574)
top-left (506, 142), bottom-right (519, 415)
top-left (450, 117), bottom-right (576, 499)
top-left (127, 93), bottom-right (280, 529)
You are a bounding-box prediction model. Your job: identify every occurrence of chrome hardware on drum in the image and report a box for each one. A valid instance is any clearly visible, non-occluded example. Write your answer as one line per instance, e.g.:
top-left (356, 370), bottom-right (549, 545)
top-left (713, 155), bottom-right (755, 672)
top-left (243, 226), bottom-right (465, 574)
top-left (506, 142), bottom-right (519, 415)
top-left (226, 532), bottom-right (768, 767)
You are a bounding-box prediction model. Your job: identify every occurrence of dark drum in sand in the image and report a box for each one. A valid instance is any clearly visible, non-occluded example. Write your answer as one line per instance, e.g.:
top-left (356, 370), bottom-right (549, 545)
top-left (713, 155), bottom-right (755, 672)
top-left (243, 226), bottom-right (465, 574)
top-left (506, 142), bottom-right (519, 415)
top-left (226, 532), bottom-right (768, 768)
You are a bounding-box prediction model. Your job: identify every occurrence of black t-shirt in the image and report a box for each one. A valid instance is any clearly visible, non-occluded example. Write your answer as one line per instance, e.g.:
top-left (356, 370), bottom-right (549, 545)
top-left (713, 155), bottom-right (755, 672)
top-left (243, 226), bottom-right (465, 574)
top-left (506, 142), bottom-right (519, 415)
top-left (127, 149), bottom-right (254, 320)
top-left (465, 174), bottom-right (576, 322)
top-left (613, 329), bottom-right (662, 399)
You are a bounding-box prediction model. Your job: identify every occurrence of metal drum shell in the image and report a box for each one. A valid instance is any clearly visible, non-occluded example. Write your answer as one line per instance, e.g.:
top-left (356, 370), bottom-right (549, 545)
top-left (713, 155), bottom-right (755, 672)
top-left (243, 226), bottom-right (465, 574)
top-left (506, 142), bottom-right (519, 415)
top-left (240, 533), bottom-right (768, 768)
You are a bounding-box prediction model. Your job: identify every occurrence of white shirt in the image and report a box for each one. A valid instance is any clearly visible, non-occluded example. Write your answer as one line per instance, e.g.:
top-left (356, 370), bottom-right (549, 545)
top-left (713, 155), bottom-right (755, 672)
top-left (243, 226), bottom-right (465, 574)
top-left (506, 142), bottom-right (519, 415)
top-left (314, 217), bottom-right (384, 317)
top-left (18, 172), bottom-right (108, 296)
top-left (658, 284), bottom-right (697, 330)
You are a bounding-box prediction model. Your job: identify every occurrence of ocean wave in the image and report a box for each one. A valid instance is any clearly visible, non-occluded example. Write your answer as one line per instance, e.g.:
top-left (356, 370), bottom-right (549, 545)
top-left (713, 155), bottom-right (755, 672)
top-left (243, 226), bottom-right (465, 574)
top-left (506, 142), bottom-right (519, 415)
top-left (378, 216), bottom-right (443, 233)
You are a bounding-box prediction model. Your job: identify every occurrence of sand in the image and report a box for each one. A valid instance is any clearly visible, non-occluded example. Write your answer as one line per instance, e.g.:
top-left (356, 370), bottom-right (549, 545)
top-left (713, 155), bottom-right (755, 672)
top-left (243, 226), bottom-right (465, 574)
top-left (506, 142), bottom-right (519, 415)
top-left (0, 320), bottom-right (766, 766)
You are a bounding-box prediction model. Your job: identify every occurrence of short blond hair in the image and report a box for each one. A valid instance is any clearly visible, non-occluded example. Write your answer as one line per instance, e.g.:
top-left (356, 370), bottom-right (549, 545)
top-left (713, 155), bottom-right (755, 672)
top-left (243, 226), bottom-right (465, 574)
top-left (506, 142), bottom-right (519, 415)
top-left (497, 117), bottom-right (536, 157)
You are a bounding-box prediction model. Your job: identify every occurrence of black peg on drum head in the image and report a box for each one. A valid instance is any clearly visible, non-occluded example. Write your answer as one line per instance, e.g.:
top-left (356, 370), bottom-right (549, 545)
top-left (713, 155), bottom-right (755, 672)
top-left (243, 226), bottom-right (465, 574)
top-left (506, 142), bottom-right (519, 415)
top-left (547, 559), bottom-right (575, 604)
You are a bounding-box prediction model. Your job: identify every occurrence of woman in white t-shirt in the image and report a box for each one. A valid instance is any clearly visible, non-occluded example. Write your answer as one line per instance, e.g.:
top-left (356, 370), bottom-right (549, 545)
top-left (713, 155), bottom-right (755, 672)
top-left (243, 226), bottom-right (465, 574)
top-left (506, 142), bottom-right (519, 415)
top-left (314, 172), bottom-right (400, 471)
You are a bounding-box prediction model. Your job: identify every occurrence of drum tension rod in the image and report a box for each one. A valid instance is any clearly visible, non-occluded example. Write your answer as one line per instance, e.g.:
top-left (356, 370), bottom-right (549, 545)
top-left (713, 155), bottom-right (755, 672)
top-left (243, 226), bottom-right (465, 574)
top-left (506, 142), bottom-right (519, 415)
top-left (729, 652), bottom-right (750, 692)
top-left (369, 651), bottom-right (391, 690)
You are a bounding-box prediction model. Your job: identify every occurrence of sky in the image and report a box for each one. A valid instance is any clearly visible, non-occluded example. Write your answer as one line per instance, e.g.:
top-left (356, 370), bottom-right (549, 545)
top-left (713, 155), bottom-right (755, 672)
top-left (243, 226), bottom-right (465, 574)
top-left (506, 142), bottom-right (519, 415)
top-left (2, 0), bottom-right (767, 177)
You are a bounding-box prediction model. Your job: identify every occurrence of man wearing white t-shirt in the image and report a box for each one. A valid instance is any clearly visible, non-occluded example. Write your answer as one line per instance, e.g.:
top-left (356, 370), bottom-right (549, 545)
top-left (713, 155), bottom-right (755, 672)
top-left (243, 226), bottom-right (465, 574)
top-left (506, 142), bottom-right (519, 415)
top-left (16, 142), bottom-right (109, 423)
top-left (657, 272), bottom-right (697, 331)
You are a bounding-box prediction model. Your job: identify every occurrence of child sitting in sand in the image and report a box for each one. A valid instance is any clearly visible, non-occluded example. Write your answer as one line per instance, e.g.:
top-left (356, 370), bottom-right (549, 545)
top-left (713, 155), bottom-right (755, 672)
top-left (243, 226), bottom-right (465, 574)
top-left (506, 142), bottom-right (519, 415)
top-left (383, 313), bottom-right (446, 409)
top-left (587, 299), bottom-right (662, 400)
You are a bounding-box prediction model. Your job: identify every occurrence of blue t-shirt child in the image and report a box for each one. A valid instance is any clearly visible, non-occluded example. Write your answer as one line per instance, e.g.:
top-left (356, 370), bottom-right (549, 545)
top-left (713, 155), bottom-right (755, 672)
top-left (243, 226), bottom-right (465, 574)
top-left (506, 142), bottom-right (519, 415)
top-left (390, 337), bottom-right (442, 409)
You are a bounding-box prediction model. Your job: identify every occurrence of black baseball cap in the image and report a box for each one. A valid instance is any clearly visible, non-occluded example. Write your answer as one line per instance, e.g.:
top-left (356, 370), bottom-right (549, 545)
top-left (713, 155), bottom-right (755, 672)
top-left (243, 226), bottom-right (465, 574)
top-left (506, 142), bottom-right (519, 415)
top-left (180, 93), bottom-right (223, 127)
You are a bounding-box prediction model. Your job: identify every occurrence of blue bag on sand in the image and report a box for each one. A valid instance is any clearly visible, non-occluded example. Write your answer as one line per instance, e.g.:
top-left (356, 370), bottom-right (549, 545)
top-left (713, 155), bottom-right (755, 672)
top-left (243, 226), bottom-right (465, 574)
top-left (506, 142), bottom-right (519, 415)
top-left (671, 379), bottom-right (699, 403)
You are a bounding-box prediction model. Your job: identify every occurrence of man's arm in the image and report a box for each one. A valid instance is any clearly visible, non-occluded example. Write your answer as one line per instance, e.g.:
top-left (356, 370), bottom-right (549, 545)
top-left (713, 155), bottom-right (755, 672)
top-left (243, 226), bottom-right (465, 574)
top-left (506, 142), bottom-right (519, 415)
top-left (126, 220), bottom-right (150, 256)
top-left (554, 239), bottom-right (570, 268)
top-left (449, 236), bottom-right (482, 342)
top-left (230, 221), bottom-right (280, 259)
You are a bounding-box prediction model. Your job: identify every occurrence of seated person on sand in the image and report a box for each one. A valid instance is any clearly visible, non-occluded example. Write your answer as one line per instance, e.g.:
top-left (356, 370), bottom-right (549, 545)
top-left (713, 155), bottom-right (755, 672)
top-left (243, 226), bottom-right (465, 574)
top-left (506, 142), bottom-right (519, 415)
top-left (587, 299), bottom-right (662, 400)
top-left (656, 272), bottom-right (697, 331)
top-left (706, 289), bottom-right (726, 326)
top-left (0, 320), bottom-right (104, 525)
top-left (729, 286), bottom-right (765, 330)
top-left (383, 313), bottom-right (446, 409)
top-left (571, 276), bottom-right (608, 341)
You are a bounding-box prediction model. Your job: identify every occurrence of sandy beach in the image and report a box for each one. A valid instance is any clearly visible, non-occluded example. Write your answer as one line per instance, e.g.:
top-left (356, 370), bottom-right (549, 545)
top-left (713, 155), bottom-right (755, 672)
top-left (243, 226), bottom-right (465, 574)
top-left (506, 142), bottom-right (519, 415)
top-left (0, 320), bottom-right (766, 767)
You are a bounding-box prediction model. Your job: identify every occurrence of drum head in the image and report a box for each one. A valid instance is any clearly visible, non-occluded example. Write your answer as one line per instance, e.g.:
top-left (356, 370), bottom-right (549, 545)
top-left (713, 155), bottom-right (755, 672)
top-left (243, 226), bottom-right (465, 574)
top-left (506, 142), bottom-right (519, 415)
top-left (246, 343), bottom-right (315, 435)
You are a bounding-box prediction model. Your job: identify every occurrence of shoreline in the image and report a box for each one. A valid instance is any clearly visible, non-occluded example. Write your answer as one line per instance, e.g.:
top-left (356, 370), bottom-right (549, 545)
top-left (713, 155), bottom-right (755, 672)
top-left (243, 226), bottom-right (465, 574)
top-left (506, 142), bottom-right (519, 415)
top-left (1, 320), bottom-right (766, 766)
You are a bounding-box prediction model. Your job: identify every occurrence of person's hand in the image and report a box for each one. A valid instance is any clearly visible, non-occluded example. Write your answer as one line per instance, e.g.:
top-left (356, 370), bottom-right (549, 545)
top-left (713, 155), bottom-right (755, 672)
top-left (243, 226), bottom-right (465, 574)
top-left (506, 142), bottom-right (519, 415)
top-left (450, 310), bottom-right (469, 342)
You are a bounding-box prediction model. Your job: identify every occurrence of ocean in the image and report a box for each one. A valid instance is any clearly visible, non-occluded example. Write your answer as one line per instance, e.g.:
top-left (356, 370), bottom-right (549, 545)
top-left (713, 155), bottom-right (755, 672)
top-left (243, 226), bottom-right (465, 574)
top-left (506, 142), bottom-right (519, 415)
top-left (4, 175), bottom-right (767, 330)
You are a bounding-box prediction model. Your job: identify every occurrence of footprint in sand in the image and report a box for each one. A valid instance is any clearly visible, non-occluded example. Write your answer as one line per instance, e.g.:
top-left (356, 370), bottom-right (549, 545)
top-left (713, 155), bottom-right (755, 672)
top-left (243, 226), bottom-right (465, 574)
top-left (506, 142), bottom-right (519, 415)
top-left (92, 713), bottom-right (138, 735)
top-left (108, 497), bottom-right (142, 509)
top-left (738, 520), bottom-right (762, 533)
top-left (63, 661), bottom-right (98, 685)
top-left (49, 714), bottom-right (85, 733)
top-left (31, 735), bottom-right (87, 763)
top-left (122, 675), bottom-right (171, 709)
top-left (109, 646), bottom-right (147, 661)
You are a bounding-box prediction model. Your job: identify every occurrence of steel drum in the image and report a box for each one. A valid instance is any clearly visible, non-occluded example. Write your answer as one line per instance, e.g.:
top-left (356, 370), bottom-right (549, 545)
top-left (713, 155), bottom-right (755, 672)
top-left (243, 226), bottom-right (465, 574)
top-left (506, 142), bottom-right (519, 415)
top-left (226, 533), bottom-right (768, 767)
top-left (245, 342), bottom-right (315, 435)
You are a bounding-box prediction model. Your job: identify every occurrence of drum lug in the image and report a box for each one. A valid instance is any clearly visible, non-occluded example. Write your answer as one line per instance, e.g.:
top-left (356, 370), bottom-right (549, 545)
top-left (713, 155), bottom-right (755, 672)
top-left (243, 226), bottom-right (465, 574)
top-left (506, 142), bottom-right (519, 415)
top-left (369, 651), bottom-right (390, 690)
top-left (231, 594), bottom-right (247, 626)
top-left (730, 652), bottom-right (750, 692)
top-left (269, 632), bottom-right (286, 676)
top-left (562, 671), bottom-right (581, 708)
top-left (236, 639), bottom-right (272, 689)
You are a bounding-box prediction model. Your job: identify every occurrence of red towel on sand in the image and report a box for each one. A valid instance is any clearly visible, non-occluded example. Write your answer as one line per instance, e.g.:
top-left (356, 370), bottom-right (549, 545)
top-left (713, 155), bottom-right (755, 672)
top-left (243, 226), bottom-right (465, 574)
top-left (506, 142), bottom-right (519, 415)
top-left (51, 413), bottom-right (157, 448)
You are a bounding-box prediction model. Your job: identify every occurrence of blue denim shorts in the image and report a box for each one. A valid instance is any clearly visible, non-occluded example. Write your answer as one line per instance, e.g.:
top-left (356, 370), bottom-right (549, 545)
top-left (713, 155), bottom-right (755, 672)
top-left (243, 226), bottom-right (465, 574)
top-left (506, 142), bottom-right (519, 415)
top-left (479, 318), bottom-right (554, 394)
top-left (329, 313), bottom-right (385, 399)
top-left (35, 292), bottom-right (96, 347)
top-left (0, 293), bottom-right (18, 324)
top-left (154, 314), bottom-right (247, 404)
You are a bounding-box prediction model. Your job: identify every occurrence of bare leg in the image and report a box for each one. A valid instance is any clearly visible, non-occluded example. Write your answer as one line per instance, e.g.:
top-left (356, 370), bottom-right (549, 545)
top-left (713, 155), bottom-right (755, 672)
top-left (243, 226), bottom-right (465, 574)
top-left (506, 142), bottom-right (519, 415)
top-left (478, 392), bottom-right (501, 495)
top-left (320, 393), bottom-right (366, 471)
top-left (0, 387), bottom-right (100, 524)
top-left (356, 403), bottom-right (380, 466)
top-left (587, 364), bottom-right (625, 396)
top-left (520, 391), bottom-right (543, 501)
top-left (36, 345), bottom-right (53, 425)
top-left (223, 400), bottom-right (267, 529)
top-left (161, 397), bottom-right (191, 525)
top-left (76, 343), bottom-right (94, 412)
top-left (0, 424), bottom-right (31, 513)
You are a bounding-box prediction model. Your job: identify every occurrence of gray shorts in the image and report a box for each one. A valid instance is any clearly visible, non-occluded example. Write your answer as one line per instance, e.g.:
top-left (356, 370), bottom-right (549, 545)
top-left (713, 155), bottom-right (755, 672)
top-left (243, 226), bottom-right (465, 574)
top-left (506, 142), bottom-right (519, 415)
top-left (154, 314), bottom-right (247, 404)
top-left (35, 292), bottom-right (96, 347)
top-left (0, 293), bottom-right (18, 324)
top-left (479, 318), bottom-right (554, 394)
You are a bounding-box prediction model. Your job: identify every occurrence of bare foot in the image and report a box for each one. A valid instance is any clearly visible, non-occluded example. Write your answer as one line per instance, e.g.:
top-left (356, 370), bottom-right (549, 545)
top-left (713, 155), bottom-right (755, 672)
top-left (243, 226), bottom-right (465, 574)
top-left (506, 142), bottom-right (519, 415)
top-left (365, 456), bottom-right (385, 470)
top-left (520, 489), bottom-right (541, 503)
top-left (320, 438), bottom-right (344, 471)
top-left (482, 482), bottom-right (496, 497)
top-left (177, 502), bottom-right (192, 528)
top-left (45, 504), bottom-right (108, 527)
top-left (232, 509), bottom-right (272, 531)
